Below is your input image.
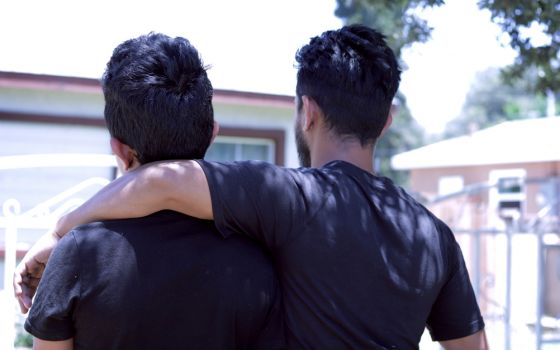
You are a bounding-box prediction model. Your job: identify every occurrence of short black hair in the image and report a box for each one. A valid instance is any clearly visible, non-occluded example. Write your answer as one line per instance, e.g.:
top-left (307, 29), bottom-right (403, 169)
top-left (102, 33), bottom-right (214, 164)
top-left (295, 24), bottom-right (401, 145)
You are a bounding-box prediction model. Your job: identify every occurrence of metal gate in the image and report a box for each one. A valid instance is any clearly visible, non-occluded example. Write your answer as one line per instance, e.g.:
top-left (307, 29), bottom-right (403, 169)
top-left (0, 154), bottom-right (116, 350)
top-left (426, 178), bottom-right (560, 350)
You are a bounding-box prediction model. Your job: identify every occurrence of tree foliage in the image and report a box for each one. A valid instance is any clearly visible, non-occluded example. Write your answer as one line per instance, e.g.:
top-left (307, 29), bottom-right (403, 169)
top-left (478, 0), bottom-right (560, 93)
top-left (335, 0), bottom-right (560, 93)
top-left (444, 67), bottom-right (556, 138)
top-left (335, 0), bottom-right (444, 59)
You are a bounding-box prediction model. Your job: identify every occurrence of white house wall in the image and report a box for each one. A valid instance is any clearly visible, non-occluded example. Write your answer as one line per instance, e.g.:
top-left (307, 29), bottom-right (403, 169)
top-left (0, 87), bottom-right (103, 118)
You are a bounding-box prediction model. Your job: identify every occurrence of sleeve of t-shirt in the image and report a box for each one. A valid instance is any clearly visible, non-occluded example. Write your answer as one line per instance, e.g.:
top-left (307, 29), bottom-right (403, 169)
top-left (426, 223), bottom-right (485, 341)
top-left (197, 160), bottom-right (331, 248)
top-left (24, 232), bottom-right (81, 341)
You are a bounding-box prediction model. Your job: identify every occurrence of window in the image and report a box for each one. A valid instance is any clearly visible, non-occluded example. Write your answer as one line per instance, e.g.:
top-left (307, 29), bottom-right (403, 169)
top-left (206, 136), bottom-right (275, 162)
top-left (489, 169), bottom-right (526, 220)
top-left (205, 127), bottom-right (285, 165)
top-left (498, 177), bottom-right (523, 195)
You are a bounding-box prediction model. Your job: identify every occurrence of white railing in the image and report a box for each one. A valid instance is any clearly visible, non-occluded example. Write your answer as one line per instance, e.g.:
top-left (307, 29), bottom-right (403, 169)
top-left (0, 154), bottom-right (116, 350)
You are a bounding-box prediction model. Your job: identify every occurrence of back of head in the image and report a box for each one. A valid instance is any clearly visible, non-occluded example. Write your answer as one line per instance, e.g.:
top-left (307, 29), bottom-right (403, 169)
top-left (295, 24), bottom-right (401, 145)
top-left (102, 33), bottom-right (214, 164)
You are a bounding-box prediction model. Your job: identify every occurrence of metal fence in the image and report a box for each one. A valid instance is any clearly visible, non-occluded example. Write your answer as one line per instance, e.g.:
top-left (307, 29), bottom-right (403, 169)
top-left (424, 177), bottom-right (560, 350)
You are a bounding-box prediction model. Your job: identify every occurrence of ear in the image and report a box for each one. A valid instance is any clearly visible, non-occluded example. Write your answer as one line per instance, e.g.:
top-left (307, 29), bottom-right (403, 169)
top-left (110, 137), bottom-right (136, 171)
top-left (210, 121), bottom-right (220, 144)
top-left (379, 112), bottom-right (393, 138)
top-left (301, 96), bottom-right (322, 131)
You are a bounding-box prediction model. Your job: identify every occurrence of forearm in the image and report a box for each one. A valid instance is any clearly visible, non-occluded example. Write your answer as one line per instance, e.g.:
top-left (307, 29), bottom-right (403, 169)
top-left (33, 338), bottom-right (73, 350)
top-left (56, 160), bottom-right (212, 236)
top-left (440, 330), bottom-right (489, 350)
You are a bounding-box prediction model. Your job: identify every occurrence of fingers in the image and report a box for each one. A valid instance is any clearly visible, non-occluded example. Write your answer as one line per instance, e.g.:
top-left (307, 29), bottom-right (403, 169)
top-left (21, 276), bottom-right (38, 306)
top-left (17, 285), bottom-right (34, 314)
top-left (13, 264), bottom-right (31, 314)
top-left (27, 257), bottom-right (46, 278)
top-left (13, 256), bottom-right (45, 314)
top-left (17, 296), bottom-right (29, 314)
top-left (14, 273), bottom-right (40, 313)
top-left (22, 274), bottom-right (41, 289)
top-left (13, 270), bottom-right (26, 313)
top-left (12, 230), bottom-right (57, 314)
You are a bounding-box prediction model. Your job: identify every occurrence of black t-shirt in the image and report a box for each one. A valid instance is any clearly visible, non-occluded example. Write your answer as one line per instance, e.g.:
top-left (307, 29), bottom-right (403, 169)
top-left (199, 160), bottom-right (485, 350)
top-left (25, 211), bottom-right (284, 350)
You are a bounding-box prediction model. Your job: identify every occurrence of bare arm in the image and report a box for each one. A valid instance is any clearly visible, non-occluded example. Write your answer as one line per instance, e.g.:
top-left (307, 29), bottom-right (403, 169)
top-left (33, 338), bottom-right (73, 350)
top-left (57, 159), bottom-right (212, 234)
top-left (440, 330), bottom-right (489, 350)
top-left (15, 160), bottom-right (210, 313)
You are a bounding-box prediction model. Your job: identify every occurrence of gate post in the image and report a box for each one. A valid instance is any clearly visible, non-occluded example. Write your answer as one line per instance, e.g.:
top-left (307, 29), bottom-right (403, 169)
top-left (2, 199), bottom-right (20, 350)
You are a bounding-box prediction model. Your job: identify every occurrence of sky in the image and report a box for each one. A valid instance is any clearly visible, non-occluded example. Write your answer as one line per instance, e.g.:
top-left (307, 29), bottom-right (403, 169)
top-left (0, 0), bottom-right (516, 134)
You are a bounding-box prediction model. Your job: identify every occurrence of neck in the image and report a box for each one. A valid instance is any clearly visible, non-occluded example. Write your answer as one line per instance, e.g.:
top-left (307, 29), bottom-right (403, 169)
top-left (310, 132), bottom-right (375, 173)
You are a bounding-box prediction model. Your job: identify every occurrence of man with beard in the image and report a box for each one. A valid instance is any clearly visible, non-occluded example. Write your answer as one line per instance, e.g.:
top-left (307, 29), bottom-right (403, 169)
top-left (17, 25), bottom-right (487, 349)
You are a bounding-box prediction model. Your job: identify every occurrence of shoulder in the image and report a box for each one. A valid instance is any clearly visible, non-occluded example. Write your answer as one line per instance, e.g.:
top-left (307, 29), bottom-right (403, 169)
top-left (198, 160), bottom-right (329, 197)
top-left (378, 175), bottom-right (440, 221)
top-left (197, 159), bottom-right (298, 180)
top-left (367, 174), bottom-right (457, 242)
top-left (68, 221), bottom-right (122, 246)
top-left (70, 210), bottom-right (205, 236)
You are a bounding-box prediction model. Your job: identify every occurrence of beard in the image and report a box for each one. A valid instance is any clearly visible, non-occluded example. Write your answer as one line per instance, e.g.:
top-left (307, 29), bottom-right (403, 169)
top-left (295, 121), bottom-right (311, 167)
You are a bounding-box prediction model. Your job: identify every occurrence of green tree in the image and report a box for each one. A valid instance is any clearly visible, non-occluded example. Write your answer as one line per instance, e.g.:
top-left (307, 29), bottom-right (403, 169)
top-left (334, 0), bottom-right (444, 59)
top-left (444, 67), bottom-right (555, 138)
top-left (478, 0), bottom-right (560, 94)
top-left (336, 0), bottom-right (560, 93)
